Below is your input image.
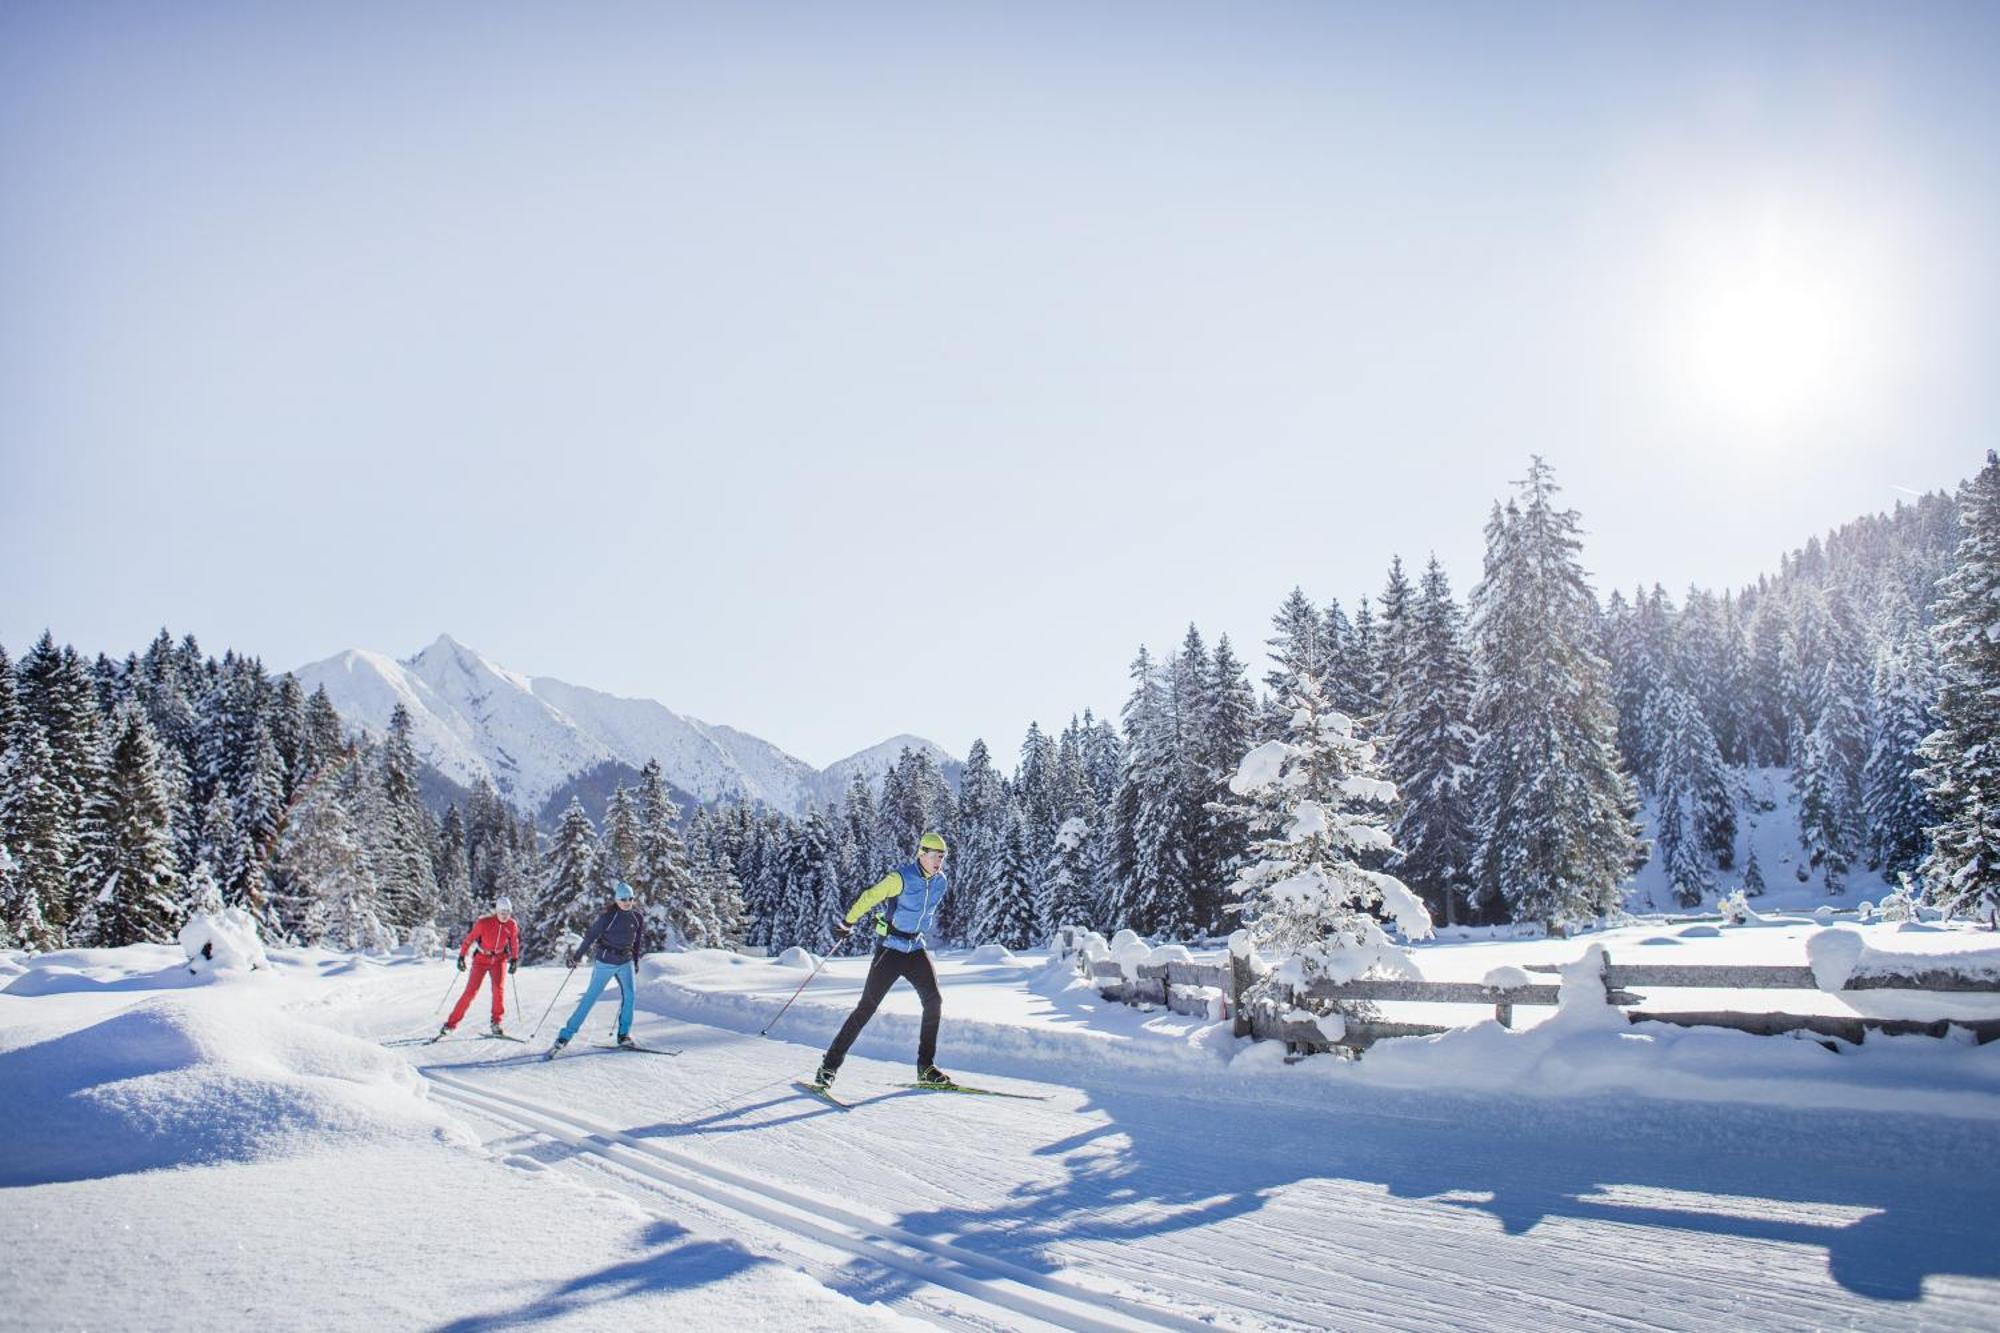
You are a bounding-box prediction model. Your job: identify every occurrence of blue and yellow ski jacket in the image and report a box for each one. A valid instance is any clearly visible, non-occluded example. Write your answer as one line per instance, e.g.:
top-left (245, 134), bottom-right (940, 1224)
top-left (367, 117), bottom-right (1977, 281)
top-left (843, 860), bottom-right (950, 954)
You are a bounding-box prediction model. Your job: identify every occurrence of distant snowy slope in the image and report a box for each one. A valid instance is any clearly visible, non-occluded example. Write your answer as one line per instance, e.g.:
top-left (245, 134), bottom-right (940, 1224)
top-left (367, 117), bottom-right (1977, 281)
top-left (293, 635), bottom-right (955, 818)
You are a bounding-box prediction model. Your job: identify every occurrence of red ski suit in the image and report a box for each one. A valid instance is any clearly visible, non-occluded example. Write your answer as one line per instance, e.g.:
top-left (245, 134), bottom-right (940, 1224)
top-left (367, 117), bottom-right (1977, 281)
top-left (447, 914), bottom-right (522, 1027)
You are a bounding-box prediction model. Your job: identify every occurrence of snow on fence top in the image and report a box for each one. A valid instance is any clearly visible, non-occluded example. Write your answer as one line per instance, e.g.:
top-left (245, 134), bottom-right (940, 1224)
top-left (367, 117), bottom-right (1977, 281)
top-left (1083, 926), bottom-right (2000, 1056)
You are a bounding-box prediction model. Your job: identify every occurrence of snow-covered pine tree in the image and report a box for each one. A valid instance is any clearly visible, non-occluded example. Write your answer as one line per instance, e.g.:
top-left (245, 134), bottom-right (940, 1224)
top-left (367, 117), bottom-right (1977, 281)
top-left (1862, 637), bottom-right (1937, 884)
top-left (1043, 815), bottom-right (1095, 938)
top-left (1612, 586), bottom-right (1673, 784)
top-left (83, 703), bottom-right (184, 946)
top-left (196, 784), bottom-right (251, 921)
top-left (17, 635), bottom-right (106, 933)
top-left (373, 704), bottom-right (440, 930)
top-left (877, 747), bottom-right (957, 863)
top-left (1263, 589), bottom-right (1325, 739)
top-left (1468, 459), bottom-right (1642, 929)
top-left (777, 810), bottom-right (845, 954)
top-left (1742, 591), bottom-right (1791, 767)
top-left (1344, 596), bottom-right (1381, 723)
top-left (1741, 844), bottom-right (1767, 897)
top-left (273, 768), bottom-right (381, 949)
top-left (600, 784), bottom-right (640, 890)
top-left (1673, 587), bottom-right (1740, 763)
top-left (1797, 602), bottom-right (1870, 894)
top-left (1112, 646), bottom-right (1194, 937)
top-left (1374, 556), bottom-right (1414, 726)
top-left (689, 847), bottom-right (748, 948)
top-left (1014, 721), bottom-right (1059, 864)
top-left (974, 802), bottom-right (1042, 950)
top-left (531, 798), bottom-right (603, 961)
top-left (0, 720), bottom-right (70, 951)
top-left (1196, 636), bottom-right (1258, 933)
top-left (300, 686), bottom-right (346, 783)
top-left (949, 739), bottom-right (1007, 945)
top-left (1381, 555), bottom-right (1479, 925)
top-left (1917, 451), bottom-right (2000, 923)
top-left (434, 804), bottom-right (475, 934)
top-left (630, 759), bottom-right (704, 947)
top-left (231, 714), bottom-right (286, 920)
top-left (840, 771), bottom-right (885, 904)
top-left (1644, 684), bottom-right (1735, 907)
top-left (269, 674), bottom-right (307, 806)
top-left (1222, 671), bottom-right (1432, 1018)
top-left (0, 644), bottom-right (15, 771)
top-left (1169, 625), bottom-right (1217, 930)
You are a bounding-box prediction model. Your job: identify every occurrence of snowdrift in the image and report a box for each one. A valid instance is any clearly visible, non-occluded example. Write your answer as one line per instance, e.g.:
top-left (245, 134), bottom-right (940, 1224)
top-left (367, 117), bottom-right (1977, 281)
top-left (0, 982), bottom-right (470, 1187)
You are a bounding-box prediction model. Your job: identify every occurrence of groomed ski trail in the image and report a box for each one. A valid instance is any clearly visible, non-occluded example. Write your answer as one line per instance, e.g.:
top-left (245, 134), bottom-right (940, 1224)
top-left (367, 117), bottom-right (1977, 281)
top-left (421, 1067), bottom-right (1217, 1332)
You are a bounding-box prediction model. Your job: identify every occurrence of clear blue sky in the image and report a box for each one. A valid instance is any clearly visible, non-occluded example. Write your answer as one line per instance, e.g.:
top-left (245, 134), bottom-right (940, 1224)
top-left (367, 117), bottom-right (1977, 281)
top-left (3, 1), bottom-right (1995, 770)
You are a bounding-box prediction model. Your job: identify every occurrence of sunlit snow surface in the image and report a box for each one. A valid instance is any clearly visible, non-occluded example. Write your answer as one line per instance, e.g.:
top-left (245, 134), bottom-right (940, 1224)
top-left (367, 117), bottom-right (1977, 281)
top-left (4, 922), bottom-right (1999, 1329)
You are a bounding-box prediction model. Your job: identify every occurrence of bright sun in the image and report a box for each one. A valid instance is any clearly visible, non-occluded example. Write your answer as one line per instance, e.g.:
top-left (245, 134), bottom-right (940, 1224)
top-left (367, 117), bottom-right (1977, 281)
top-left (1657, 199), bottom-right (1893, 436)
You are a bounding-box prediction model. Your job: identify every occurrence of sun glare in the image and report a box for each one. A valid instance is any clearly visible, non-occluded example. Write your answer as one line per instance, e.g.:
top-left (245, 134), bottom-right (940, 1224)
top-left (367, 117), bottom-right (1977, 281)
top-left (1654, 198), bottom-right (1895, 436)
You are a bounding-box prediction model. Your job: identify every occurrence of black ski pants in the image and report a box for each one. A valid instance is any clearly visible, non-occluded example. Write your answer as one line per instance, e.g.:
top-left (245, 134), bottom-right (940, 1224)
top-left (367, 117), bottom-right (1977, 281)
top-left (822, 944), bottom-right (942, 1071)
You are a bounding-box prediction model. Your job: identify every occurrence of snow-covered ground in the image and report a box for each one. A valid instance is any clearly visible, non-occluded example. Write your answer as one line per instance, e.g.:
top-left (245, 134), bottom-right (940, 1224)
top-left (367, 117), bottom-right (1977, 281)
top-left (6, 924), bottom-right (2000, 1330)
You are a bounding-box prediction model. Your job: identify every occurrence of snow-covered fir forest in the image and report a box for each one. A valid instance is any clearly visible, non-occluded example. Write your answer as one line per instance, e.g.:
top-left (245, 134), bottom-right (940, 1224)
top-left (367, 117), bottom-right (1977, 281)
top-left (4, 453), bottom-right (1995, 962)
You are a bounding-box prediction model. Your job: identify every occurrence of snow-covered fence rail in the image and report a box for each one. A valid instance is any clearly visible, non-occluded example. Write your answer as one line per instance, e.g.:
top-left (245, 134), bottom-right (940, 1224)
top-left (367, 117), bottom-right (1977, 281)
top-left (1082, 948), bottom-right (2000, 1056)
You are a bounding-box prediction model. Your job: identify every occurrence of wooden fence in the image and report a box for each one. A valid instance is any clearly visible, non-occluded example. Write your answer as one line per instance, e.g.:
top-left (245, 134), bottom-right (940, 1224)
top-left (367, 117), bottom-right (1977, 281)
top-left (1076, 943), bottom-right (2000, 1057)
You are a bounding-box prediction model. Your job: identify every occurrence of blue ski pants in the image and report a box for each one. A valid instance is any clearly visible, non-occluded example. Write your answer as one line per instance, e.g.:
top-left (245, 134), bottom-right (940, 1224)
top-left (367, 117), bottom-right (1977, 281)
top-left (558, 959), bottom-right (635, 1041)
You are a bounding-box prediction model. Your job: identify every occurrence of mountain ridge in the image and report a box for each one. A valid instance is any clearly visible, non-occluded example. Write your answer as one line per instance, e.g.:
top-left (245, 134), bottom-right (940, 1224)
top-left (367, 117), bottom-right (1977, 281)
top-left (293, 634), bottom-right (959, 819)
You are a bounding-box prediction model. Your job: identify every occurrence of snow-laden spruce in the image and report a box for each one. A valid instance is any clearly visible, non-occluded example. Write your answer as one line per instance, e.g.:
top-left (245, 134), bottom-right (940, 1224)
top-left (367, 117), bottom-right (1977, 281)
top-left (1220, 673), bottom-right (1432, 1013)
top-left (1919, 449), bottom-right (2000, 924)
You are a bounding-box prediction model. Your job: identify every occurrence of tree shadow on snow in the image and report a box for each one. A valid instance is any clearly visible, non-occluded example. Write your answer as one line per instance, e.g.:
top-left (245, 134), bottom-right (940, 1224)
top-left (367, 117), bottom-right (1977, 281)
top-left (428, 1219), bottom-right (770, 1331)
top-left (855, 1072), bottom-right (1999, 1318)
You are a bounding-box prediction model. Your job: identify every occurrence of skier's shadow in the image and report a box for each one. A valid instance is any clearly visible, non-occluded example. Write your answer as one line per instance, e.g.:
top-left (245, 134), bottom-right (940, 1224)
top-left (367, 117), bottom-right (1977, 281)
top-left (629, 1087), bottom-right (907, 1139)
top-left (428, 1219), bottom-right (770, 1331)
top-left (853, 1071), bottom-right (2000, 1316)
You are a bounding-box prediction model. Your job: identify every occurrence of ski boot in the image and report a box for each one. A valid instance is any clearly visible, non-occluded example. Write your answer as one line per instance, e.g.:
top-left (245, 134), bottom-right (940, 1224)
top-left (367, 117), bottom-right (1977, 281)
top-left (438, 1023), bottom-right (455, 1039)
top-left (916, 1065), bottom-right (953, 1088)
top-left (489, 1021), bottom-right (506, 1037)
top-left (616, 1033), bottom-right (637, 1049)
top-left (810, 1064), bottom-right (837, 1091)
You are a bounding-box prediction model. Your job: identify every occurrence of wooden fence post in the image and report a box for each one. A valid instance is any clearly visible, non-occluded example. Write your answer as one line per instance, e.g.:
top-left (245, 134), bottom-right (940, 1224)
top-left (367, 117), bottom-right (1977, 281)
top-left (1231, 949), bottom-right (1255, 1039)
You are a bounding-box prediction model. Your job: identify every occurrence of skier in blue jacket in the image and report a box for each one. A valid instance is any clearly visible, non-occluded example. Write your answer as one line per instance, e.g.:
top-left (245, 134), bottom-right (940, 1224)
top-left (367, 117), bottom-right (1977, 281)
top-left (812, 831), bottom-right (952, 1091)
top-left (548, 880), bottom-right (647, 1056)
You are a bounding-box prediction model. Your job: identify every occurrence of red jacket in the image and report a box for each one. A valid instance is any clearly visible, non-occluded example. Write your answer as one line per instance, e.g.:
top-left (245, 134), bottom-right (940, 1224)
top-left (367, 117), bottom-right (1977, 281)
top-left (459, 914), bottom-right (521, 962)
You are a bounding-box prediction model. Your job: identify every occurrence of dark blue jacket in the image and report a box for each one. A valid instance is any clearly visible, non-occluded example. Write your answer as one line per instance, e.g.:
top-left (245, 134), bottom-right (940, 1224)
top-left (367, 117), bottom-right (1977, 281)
top-left (577, 904), bottom-right (646, 965)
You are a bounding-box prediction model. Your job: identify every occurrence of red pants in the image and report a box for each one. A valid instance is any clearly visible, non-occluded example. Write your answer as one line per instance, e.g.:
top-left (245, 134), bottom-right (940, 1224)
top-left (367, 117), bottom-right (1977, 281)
top-left (448, 954), bottom-right (508, 1026)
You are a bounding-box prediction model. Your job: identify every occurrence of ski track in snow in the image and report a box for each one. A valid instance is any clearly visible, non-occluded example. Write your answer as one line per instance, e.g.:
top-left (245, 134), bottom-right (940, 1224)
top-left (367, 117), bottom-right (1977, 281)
top-left (381, 982), bottom-right (2000, 1332)
top-left (10, 945), bottom-right (2000, 1331)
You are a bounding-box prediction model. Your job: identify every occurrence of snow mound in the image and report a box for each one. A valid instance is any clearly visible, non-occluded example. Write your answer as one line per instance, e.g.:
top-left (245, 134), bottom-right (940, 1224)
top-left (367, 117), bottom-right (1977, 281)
top-left (1, 945), bottom-right (208, 997)
top-left (1482, 966), bottom-right (1536, 990)
top-left (1147, 944), bottom-right (1194, 965)
top-left (642, 948), bottom-right (745, 980)
top-left (774, 947), bottom-right (819, 970)
top-left (1111, 935), bottom-right (1155, 969)
top-left (1677, 924), bottom-right (1722, 939)
top-left (0, 993), bottom-right (470, 1187)
top-left (1808, 927), bottom-right (2000, 991)
top-left (180, 907), bottom-right (270, 975)
top-left (966, 944), bottom-right (1017, 964)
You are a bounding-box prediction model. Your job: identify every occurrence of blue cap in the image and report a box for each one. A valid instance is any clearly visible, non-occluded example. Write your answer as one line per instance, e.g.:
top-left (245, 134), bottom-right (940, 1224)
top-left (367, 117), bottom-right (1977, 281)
top-left (613, 880), bottom-right (635, 901)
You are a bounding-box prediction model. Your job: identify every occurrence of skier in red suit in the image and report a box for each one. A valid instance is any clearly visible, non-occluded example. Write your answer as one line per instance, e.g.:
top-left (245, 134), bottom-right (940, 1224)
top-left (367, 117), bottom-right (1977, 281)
top-left (442, 897), bottom-right (522, 1037)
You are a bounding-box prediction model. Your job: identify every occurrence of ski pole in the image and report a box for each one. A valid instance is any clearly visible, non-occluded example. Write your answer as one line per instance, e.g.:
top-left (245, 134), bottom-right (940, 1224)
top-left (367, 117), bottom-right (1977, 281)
top-left (759, 953), bottom-right (829, 1037)
top-left (530, 959), bottom-right (579, 1040)
top-left (504, 966), bottom-right (524, 1029)
top-left (432, 957), bottom-right (464, 1015)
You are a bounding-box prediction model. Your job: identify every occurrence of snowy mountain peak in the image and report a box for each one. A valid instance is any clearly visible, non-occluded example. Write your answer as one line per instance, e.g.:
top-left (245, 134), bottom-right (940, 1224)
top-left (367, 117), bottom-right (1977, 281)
top-left (293, 637), bottom-right (956, 820)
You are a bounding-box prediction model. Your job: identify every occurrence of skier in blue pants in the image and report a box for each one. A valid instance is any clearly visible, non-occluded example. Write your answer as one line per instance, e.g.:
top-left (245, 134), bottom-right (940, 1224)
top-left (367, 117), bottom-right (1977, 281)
top-left (548, 880), bottom-right (648, 1055)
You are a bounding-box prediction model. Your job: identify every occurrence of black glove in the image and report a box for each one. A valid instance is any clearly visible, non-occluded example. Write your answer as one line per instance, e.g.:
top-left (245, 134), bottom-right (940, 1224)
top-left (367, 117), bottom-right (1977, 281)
top-left (508, 960), bottom-right (518, 974)
top-left (832, 919), bottom-right (854, 940)
top-left (566, 950), bottom-right (580, 968)
top-left (457, 956), bottom-right (467, 972)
